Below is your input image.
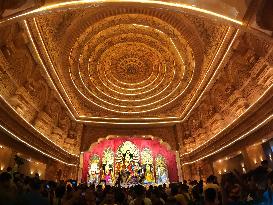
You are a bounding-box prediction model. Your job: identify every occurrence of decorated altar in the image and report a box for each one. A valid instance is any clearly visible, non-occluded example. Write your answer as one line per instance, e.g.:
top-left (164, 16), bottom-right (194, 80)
top-left (82, 137), bottom-right (178, 186)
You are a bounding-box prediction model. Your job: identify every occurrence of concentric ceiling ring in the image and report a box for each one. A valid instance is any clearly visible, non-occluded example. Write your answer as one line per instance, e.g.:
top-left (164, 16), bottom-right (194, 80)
top-left (61, 8), bottom-right (204, 114)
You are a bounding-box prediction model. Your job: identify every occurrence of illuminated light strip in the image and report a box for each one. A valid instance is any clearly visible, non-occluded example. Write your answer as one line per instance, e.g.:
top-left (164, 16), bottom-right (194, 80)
top-left (182, 38), bottom-right (273, 156)
top-left (0, 124), bottom-right (77, 166)
top-left (79, 115), bottom-right (178, 120)
top-left (24, 20), bottom-right (78, 118)
top-left (0, 95), bottom-right (79, 157)
top-left (72, 68), bottom-right (174, 112)
top-left (89, 64), bottom-right (167, 102)
top-left (23, 21), bottom-right (79, 156)
top-left (182, 113), bottom-right (273, 165)
top-left (75, 118), bottom-right (181, 124)
top-left (0, 0), bottom-right (243, 26)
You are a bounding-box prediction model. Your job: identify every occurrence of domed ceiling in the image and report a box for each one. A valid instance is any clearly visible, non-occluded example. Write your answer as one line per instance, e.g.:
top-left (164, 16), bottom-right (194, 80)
top-left (25, 6), bottom-right (235, 124)
top-left (1, 0), bottom-right (273, 166)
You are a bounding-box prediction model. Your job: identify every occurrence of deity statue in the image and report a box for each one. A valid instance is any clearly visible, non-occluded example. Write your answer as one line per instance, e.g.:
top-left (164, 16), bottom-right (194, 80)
top-left (102, 147), bottom-right (114, 185)
top-left (155, 155), bottom-right (169, 185)
top-left (144, 164), bottom-right (154, 184)
top-left (104, 164), bottom-right (112, 185)
top-left (122, 150), bottom-right (134, 173)
top-left (141, 148), bottom-right (154, 184)
top-left (115, 141), bottom-right (140, 186)
top-left (88, 155), bottom-right (100, 185)
top-left (116, 141), bottom-right (139, 172)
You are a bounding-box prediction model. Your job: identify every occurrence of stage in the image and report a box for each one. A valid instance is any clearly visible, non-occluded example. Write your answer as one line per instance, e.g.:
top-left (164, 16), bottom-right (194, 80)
top-left (82, 136), bottom-right (179, 186)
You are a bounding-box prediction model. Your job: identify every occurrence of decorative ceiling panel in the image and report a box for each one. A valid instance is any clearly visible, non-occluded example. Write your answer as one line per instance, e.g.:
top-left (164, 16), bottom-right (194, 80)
top-left (25, 6), bottom-right (233, 124)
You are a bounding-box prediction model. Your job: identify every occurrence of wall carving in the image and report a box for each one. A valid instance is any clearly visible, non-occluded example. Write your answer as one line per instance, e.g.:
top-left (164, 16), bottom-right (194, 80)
top-left (0, 23), bottom-right (81, 155)
top-left (181, 32), bottom-right (273, 155)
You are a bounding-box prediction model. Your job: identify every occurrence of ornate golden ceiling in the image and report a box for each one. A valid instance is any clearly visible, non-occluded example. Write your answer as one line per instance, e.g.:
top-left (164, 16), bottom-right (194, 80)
top-left (25, 7), bottom-right (234, 124)
top-left (0, 1), bottom-right (273, 166)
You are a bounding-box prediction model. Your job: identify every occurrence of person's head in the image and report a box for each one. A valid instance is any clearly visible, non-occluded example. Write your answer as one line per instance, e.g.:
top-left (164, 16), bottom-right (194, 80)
top-left (0, 172), bottom-right (11, 188)
top-left (193, 180), bottom-right (198, 186)
top-left (179, 183), bottom-right (189, 193)
top-left (6, 167), bottom-right (12, 172)
top-left (205, 188), bottom-right (217, 204)
top-left (170, 184), bottom-right (179, 195)
top-left (134, 185), bottom-right (145, 198)
top-left (114, 187), bottom-right (125, 203)
top-left (251, 166), bottom-right (269, 199)
top-left (67, 184), bottom-right (73, 193)
top-left (221, 172), bottom-right (239, 188)
top-left (158, 185), bottom-right (163, 191)
top-left (96, 184), bottom-right (102, 191)
top-left (104, 189), bottom-right (115, 203)
top-left (206, 175), bottom-right (215, 184)
top-left (227, 184), bottom-right (241, 202)
top-left (34, 173), bottom-right (40, 179)
top-left (85, 188), bottom-right (96, 204)
top-left (261, 160), bottom-right (269, 169)
top-left (183, 180), bottom-right (187, 184)
top-left (192, 186), bottom-right (200, 200)
top-left (165, 196), bottom-right (180, 205)
top-left (151, 188), bottom-right (160, 200)
top-left (89, 183), bottom-right (95, 191)
top-left (29, 178), bottom-right (41, 191)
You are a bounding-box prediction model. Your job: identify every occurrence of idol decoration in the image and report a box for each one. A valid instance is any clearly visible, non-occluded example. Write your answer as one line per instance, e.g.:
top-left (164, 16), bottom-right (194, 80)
top-left (86, 140), bottom-right (170, 186)
top-left (115, 141), bottom-right (140, 186)
top-left (141, 148), bottom-right (155, 184)
top-left (102, 147), bottom-right (114, 185)
top-left (88, 155), bottom-right (100, 185)
top-left (155, 155), bottom-right (169, 185)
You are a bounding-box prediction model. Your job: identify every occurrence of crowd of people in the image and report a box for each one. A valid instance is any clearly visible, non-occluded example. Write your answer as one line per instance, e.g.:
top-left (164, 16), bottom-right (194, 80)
top-left (1, 160), bottom-right (273, 205)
